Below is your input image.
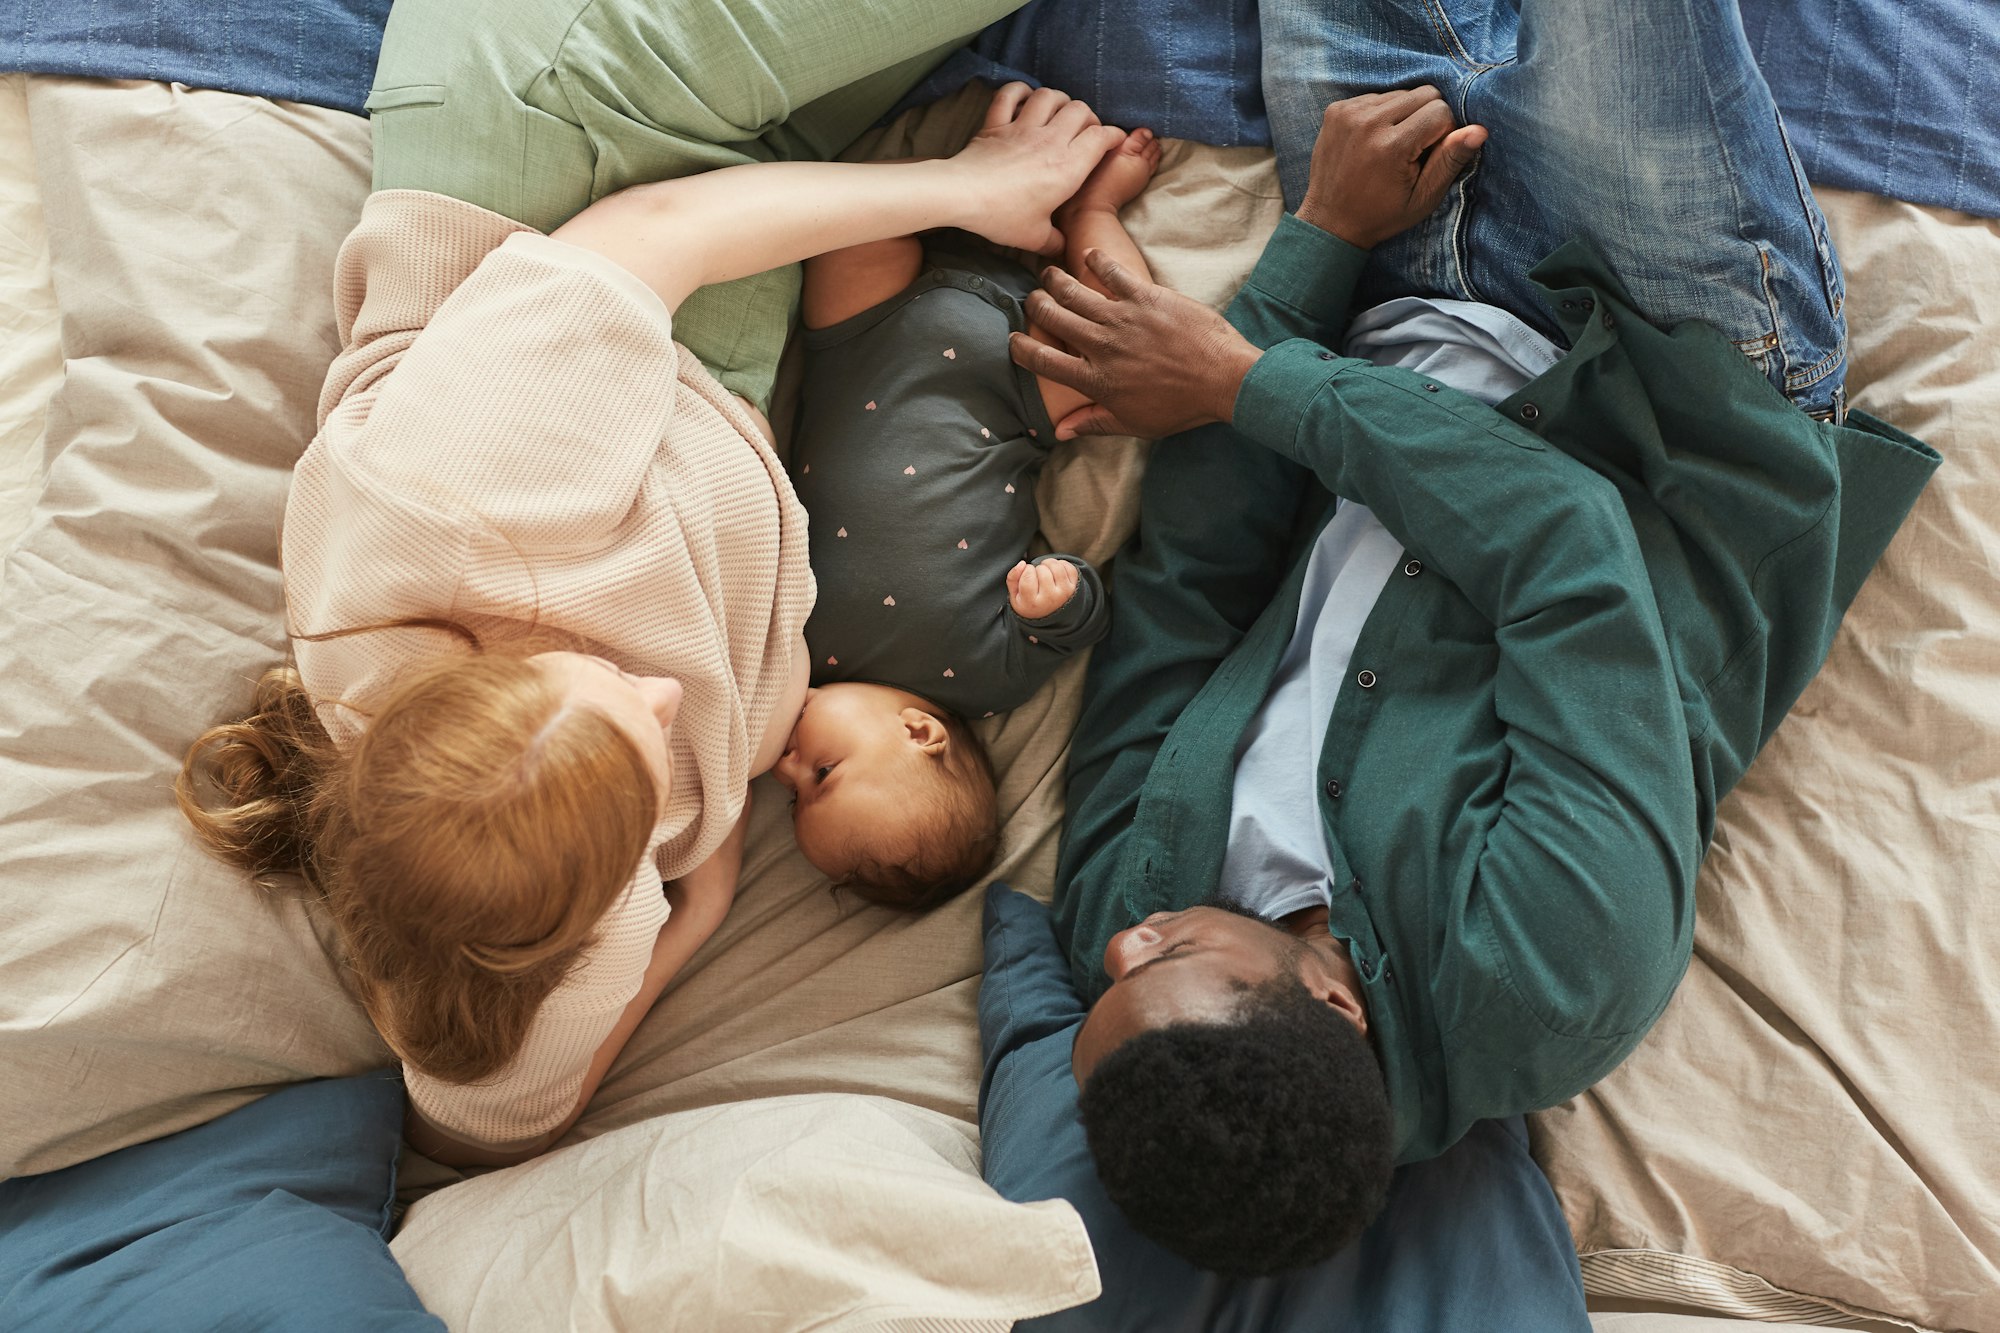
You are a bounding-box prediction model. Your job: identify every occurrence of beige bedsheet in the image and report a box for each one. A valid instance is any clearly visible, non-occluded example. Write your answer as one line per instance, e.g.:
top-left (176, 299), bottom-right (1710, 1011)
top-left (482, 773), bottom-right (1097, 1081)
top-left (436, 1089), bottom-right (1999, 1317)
top-left (0, 74), bottom-right (61, 555)
top-left (0, 72), bottom-right (1992, 1333)
top-left (1530, 192), bottom-right (2000, 1333)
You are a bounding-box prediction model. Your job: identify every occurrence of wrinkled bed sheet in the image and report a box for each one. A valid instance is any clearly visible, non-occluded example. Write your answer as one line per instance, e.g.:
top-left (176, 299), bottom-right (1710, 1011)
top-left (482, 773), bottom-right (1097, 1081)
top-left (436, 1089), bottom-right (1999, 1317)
top-left (0, 75), bottom-right (58, 555)
top-left (1, 72), bottom-right (1994, 1333)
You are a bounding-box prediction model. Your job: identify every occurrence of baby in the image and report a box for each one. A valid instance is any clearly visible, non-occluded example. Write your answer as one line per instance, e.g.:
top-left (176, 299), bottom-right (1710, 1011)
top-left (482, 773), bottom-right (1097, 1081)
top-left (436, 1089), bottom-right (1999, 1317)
top-left (774, 119), bottom-right (1163, 909)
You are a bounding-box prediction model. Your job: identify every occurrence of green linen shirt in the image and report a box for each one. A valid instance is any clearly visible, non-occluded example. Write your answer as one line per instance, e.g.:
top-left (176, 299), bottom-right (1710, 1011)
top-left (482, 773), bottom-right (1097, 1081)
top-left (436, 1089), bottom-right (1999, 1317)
top-left (1051, 214), bottom-right (1940, 1165)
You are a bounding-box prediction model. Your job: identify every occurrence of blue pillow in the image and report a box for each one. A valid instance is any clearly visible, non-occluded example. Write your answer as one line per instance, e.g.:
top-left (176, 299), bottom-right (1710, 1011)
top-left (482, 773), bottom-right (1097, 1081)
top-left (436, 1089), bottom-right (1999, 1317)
top-left (978, 884), bottom-right (1592, 1332)
top-left (0, 1071), bottom-right (442, 1332)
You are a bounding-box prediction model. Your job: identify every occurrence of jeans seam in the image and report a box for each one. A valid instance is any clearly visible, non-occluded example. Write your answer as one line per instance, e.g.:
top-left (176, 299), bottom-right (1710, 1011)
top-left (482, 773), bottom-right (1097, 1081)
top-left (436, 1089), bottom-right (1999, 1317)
top-left (1753, 243), bottom-right (1803, 387)
top-left (1447, 164), bottom-right (1484, 304)
top-left (1783, 341), bottom-right (1845, 393)
top-left (1678, 0), bottom-right (1787, 382)
top-left (1450, 62), bottom-right (1507, 306)
top-left (1421, 0), bottom-right (1499, 73)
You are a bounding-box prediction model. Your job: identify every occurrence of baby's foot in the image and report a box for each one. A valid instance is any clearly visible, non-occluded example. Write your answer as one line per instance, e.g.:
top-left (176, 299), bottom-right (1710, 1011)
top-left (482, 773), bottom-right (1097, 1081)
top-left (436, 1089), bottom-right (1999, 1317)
top-left (1061, 127), bottom-right (1161, 216)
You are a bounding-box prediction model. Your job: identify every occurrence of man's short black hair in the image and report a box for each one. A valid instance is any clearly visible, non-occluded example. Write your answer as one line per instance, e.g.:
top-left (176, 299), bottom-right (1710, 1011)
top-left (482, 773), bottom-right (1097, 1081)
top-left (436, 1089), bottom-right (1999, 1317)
top-left (1078, 973), bottom-right (1394, 1277)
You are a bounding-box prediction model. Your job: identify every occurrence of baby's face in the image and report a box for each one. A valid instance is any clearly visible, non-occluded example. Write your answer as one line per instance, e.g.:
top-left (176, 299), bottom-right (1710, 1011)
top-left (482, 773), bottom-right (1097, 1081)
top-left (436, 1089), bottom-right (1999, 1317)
top-left (773, 683), bottom-right (927, 875)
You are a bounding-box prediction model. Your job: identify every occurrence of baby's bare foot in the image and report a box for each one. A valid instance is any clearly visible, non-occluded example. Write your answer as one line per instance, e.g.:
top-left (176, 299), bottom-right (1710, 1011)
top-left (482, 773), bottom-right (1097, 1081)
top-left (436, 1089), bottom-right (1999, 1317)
top-left (1061, 127), bottom-right (1161, 216)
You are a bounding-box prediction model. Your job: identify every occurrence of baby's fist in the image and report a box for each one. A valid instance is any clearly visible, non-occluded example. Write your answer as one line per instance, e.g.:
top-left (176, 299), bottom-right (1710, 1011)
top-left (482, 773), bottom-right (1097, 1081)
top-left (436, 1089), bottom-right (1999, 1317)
top-left (1008, 558), bottom-right (1081, 620)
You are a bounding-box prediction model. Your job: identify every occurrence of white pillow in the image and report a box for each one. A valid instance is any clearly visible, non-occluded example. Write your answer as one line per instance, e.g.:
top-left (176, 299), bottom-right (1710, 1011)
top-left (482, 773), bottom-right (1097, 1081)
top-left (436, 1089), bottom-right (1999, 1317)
top-left (391, 1094), bottom-right (1100, 1332)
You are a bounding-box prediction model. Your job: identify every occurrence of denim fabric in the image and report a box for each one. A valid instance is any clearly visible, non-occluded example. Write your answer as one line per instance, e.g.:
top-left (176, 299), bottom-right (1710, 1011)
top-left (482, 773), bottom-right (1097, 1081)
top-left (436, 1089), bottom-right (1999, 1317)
top-left (1742, 0), bottom-right (2000, 220)
top-left (0, 0), bottom-right (392, 117)
top-left (899, 0), bottom-right (1269, 148)
top-left (1261, 0), bottom-right (1848, 416)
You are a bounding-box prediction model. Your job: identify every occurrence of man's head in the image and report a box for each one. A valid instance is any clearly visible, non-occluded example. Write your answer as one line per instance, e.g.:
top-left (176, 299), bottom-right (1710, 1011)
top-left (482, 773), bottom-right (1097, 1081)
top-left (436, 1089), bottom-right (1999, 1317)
top-left (1072, 901), bottom-right (1394, 1276)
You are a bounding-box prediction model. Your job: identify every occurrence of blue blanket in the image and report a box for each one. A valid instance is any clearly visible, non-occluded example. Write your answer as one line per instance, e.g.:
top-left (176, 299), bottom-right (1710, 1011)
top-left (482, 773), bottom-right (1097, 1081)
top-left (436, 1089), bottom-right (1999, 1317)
top-left (1741, 0), bottom-right (2000, 217)
top-left (899, 0), bottom-right (1269, 148)
top-left (2, 0), bottom-right (391, 115)
top-left (6, 0), bottom-right (1992, 216)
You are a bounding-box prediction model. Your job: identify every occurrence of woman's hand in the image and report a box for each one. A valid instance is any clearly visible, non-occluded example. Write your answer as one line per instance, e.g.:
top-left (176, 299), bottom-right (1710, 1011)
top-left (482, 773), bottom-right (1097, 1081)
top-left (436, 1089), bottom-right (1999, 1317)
top-left (952, 83), bottom-right (1127, 256)
top-left (1009, 250), bottom-right (1263, 440)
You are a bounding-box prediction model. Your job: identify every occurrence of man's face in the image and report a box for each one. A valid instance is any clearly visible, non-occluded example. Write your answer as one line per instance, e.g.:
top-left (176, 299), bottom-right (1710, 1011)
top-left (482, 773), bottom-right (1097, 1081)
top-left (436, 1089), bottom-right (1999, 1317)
top-left (1070, 904), bottom-right (1307, 1085)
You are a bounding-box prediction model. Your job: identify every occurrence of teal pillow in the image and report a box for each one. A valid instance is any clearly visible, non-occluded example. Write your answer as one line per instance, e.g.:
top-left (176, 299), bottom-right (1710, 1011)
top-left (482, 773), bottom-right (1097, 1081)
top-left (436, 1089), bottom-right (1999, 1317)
top-left (977, 884), bottom-right (1592, 1331)
top-left (0, 1071), bottom-right (441, 1331)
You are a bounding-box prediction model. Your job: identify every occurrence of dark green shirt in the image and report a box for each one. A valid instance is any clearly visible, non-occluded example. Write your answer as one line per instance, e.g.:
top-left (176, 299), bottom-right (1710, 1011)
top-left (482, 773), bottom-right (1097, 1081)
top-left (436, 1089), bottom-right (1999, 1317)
top-left (1052, 215), bottom-right (1939, 1164)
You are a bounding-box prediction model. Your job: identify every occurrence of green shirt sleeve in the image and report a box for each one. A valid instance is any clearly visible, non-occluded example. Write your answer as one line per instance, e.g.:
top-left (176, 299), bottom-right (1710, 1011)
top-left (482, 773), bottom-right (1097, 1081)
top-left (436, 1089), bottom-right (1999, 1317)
top-left (1230, 223), bottom-right (1702, 1093)
top-left (1224, 212), bottom-right (1373, 352)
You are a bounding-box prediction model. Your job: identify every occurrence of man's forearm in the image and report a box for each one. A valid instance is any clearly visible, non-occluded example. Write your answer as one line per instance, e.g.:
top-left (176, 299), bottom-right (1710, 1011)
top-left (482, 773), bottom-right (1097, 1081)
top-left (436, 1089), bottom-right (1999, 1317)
top-left (1199, 212), bottom-right (1375, 426)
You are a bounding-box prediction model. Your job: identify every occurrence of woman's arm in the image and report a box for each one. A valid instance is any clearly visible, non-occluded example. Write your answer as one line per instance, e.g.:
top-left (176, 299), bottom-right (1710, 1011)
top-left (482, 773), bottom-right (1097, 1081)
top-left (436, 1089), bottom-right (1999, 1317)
top-left (404, 795), bottom-right (753, 1168)
top-left (550, 83), bottom-right (1123, 314)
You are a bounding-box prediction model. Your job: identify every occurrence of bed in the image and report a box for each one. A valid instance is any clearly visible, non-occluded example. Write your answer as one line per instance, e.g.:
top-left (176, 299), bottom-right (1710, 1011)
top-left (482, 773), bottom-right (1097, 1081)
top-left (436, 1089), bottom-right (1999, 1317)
top-left (0, 33), bottom-right (1995, 1333)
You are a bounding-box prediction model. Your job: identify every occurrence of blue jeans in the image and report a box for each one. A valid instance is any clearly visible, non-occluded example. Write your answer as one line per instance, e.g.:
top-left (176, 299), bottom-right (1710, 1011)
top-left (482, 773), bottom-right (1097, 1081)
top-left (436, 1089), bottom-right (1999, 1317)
top-left (1262, 0), bottom-right (1848, 417)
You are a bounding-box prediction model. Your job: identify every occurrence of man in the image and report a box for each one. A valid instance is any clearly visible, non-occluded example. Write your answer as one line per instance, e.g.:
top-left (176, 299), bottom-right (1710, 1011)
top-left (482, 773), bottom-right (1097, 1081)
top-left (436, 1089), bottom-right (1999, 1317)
top-left (1008, 0), bottom-right (1939, 1278)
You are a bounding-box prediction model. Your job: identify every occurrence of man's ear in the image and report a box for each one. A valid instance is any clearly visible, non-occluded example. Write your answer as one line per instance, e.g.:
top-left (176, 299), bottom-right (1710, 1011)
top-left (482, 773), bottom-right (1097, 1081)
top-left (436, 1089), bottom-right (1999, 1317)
top-left (900, 707), bottom-right (950, 757)
top-left (1301, 956), bottom-right (1368, 1040)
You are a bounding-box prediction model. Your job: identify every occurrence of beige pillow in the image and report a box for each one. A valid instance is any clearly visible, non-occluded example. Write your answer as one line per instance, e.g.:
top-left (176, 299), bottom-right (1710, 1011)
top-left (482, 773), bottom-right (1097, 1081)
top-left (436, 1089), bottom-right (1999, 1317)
top-left (0, 78), bottom-right (387, 1179)
top-left (1531, 192), bottom-right (2000, 1332)
top-left (391, 1094), bottom-right (1098, 1332)
top-left (0, 73), bottom-right (61, 554)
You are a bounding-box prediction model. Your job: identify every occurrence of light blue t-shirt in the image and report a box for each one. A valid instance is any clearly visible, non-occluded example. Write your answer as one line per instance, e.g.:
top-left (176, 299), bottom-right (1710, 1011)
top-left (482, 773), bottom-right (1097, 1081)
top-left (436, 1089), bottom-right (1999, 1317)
top-left (1220, 298), bottom-right (1563, 920)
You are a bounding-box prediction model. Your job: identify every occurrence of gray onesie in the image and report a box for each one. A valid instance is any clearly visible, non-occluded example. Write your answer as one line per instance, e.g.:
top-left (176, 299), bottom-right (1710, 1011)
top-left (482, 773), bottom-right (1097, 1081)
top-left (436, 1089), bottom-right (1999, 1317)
top-left (792, 234), bottom-right (1109, 719)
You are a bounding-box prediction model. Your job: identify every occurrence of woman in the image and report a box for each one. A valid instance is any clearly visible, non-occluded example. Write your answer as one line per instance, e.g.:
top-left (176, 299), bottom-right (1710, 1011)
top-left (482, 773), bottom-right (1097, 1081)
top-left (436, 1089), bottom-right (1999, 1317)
top-left (181, 45), bottom-right (1125, 1164)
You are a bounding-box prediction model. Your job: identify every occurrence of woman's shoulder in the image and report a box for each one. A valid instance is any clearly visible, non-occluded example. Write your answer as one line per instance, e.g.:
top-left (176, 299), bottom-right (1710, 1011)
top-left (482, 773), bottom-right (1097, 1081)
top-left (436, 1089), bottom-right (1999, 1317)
top-left (567, 855), bottom-right (674, 995)
top-left (335, 190), bottom-right (537, 316)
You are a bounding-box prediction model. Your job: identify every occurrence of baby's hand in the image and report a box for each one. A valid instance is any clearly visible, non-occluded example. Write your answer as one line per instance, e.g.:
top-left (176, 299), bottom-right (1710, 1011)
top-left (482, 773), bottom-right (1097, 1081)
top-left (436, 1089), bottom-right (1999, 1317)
top-left (1008, 559), bottom-right (1080, 620)
top-left (954, 83), bottom-right (1126, 256)
top-left (1060, 127), bottom-right (1162, 217)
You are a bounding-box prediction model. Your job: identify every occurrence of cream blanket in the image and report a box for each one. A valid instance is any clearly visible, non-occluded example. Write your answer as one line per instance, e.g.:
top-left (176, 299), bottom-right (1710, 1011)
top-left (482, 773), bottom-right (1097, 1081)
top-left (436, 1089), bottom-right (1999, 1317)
top-left (2, 74), bottom-right (1994, 1333)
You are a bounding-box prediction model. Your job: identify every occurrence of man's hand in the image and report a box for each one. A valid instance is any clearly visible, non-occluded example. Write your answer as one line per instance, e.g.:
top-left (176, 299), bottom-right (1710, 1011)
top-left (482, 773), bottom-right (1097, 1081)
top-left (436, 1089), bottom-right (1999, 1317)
top-left (953, 83), bottom-right (1128, 257)
top-left (1009, 250), bottom-right (1262, 440)
top-left (1008, 558), bottom-right (1081, 619)
top-left (1296, 87), bottom-right (1487, 250)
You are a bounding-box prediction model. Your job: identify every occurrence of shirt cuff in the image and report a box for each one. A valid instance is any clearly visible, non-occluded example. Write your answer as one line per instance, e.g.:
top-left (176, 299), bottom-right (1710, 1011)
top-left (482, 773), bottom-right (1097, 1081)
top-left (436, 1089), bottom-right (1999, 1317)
top-left (1230, 337), bottom-right (1347, 467)
top-left (1240, 213), bottom-right (1373, 328)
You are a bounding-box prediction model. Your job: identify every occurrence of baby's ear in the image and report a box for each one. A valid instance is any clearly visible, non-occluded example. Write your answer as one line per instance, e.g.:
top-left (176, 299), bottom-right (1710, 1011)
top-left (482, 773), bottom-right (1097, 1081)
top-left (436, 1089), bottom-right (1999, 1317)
top-left (900, 707), bottom-right (951, 756)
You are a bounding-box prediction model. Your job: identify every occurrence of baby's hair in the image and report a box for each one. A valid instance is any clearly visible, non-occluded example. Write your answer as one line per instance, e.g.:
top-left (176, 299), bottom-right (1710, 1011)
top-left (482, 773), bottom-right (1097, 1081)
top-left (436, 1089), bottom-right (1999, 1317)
top-left (839, 710), bottom-right (999, 911)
